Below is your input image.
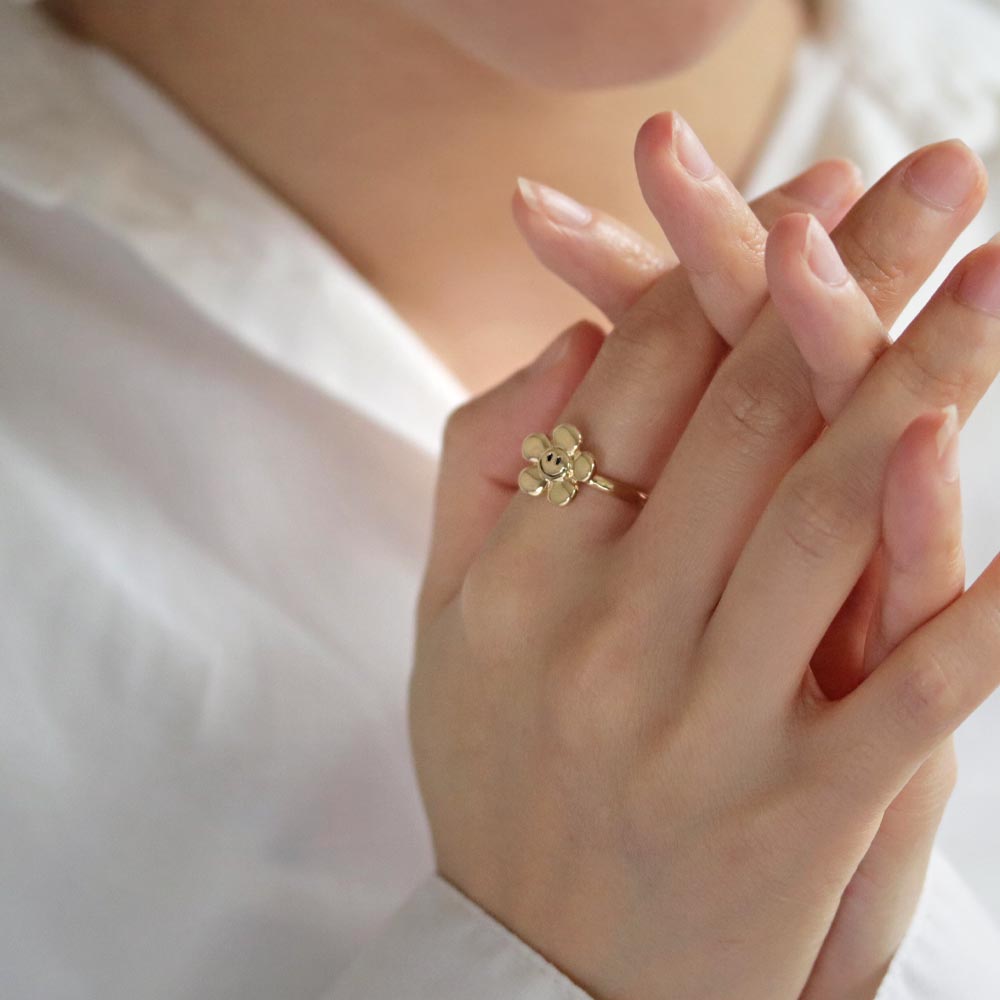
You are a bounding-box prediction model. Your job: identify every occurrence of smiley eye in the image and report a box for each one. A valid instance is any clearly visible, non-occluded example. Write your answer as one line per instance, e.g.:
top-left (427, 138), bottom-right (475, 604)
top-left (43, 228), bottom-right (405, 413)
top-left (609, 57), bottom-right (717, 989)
top-left (547, 453), bottom-right (553, 460)
top-left (556, 457), bottom-right (562, 465)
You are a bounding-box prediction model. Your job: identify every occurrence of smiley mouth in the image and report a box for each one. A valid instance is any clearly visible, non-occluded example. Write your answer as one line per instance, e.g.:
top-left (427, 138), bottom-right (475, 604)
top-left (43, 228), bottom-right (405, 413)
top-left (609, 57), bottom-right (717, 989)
top-left (542, 452), bottom-right (568, 477)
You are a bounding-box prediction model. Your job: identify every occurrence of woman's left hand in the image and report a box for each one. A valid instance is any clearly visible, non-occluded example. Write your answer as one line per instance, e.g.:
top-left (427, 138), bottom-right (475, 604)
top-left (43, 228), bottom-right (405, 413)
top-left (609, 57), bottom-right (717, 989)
top-left (512, 117), bottom-right (973, 999)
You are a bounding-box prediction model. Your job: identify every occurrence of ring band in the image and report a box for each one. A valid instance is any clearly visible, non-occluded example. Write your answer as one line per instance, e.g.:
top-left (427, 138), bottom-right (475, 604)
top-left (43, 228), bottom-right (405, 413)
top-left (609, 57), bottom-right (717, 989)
top-left (517, 423), bottom-right (648, 508)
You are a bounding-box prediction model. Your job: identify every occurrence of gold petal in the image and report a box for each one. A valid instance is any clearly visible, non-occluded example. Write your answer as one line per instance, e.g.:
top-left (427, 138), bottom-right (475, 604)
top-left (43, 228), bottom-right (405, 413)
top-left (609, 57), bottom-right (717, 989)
top-left (518, 465), bottom-right (546, 496)
top-left (572, 451), bottom-right (594, 483)
top-left (547, 479), bottom-right (577, 506)
top-left (551, 424), bottom-right (582, 455)
top-left (522, 432), bottom-right (551, 461)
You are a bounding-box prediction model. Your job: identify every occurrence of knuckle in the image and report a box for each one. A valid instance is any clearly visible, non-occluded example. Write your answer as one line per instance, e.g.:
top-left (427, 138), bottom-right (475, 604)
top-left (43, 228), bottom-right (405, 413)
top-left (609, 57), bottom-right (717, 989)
top-left (604, 314), bottom-right (668, 385)
top-left (599, 309), bottom-right (703, 402)
top-left (615, 278), bottom-right (705, 357)
top-left (711, 357), bottom-right (806, 451)
top-left (870, 744), bottom-right (957, 829)
top-left (886, 329), bottom-right (972, 408)
top-left (536, 583), bottom-right (647, 756)
top-left (893, 641), bottom-right (962, 737)
top-left (780, 473), bottom-right (864, 564)
top-left (939, 537), bottom-right (967, 584)
top-left (684, 218), bottom-right (767, 280)
top-left (733, 221), bottom-right (768, 266)
top-left (459, 538), bottom-right (544, 646)
top-left (835, 227), bottom-right (907, 310)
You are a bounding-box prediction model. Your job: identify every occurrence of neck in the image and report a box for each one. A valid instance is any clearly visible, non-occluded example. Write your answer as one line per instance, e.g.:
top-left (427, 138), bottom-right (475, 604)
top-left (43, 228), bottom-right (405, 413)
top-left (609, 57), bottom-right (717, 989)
top-left (56, 0), bottom-right (808, 393)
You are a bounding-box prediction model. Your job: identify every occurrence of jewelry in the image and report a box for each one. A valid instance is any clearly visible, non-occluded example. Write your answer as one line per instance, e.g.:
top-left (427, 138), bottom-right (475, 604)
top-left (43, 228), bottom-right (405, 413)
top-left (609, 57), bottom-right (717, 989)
top-left (517, 423), bottom-right (648, 507)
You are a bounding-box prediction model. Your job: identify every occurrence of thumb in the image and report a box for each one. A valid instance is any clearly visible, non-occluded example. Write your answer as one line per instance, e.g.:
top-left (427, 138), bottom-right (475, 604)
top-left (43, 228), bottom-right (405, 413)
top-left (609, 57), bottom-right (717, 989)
top-left (418, 320), bottom-right (605, 619)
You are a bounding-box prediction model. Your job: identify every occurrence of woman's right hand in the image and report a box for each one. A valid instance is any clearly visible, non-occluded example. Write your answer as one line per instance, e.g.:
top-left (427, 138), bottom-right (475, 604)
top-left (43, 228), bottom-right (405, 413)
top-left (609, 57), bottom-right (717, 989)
top-left (512, 121), bottom-right (978, 999)
top-left (412, 123), bottom-right (1000, 999)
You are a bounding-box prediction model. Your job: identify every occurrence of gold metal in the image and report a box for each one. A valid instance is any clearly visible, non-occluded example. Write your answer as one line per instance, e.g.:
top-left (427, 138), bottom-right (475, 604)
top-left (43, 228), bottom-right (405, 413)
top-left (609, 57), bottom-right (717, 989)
top-left (517, 423), bottom-right (648, 507)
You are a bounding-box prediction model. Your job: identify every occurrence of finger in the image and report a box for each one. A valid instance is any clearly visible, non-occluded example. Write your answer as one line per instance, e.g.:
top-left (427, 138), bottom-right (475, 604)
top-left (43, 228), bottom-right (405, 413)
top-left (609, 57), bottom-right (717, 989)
top-left (763, 210), bottom-right (889, 698)
top-left (512, 177), bottom-right (670, 324)
top-left (803, 411), bottom-right (963, 997)
top-left (711, 237), bottom-right (1000, 700)
top-left (514, 158), bottom-right (863, 325)
top-left (634, 111), bottom-right (863, 343)
top-left (633, 139), bottom-right (987, 627)
top-left (764, 212), bottom-right (888, 421)
top-left (418, 321), bottom-right (605, 618)
top-left (802, 742), bottom-right (956, 1000)
top-left (823, 533), bottom-right (1000, 802)
top-left (864, 406), bottom-right (966, 674)
top-left (511, 145), bottom-right (866, 532)
top-left (810, 557), bottom-right (882, 701)
top-left (766, 214), bottom-right (963, 700)
top-left (803, 411), bottom-right (965, 997)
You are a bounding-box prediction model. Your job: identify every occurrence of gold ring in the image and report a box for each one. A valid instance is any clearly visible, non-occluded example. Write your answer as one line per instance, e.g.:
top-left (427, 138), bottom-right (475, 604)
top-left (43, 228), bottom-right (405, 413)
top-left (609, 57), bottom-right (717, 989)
top-left (517, 423), bottom-right (648, 508)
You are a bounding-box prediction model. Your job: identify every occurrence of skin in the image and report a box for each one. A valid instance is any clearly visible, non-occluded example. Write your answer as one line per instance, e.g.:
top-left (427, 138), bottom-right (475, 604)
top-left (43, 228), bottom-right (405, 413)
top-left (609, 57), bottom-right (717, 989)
top-left (47, 1), bottom-right (986, 996)
top-left (512, 119), bottom-right (972, 996)
top-left (388, 0), bottom-right (759, 88)
top-left (49, 0), bottom-right (806, 393)
top-left (415, 132), bottom-right (998, 999)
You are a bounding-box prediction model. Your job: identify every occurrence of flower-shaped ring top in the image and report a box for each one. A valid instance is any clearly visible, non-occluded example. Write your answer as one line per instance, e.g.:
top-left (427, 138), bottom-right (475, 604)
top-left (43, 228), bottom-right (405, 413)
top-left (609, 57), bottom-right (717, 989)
top-left (517, 423), bottom-right (596, 506)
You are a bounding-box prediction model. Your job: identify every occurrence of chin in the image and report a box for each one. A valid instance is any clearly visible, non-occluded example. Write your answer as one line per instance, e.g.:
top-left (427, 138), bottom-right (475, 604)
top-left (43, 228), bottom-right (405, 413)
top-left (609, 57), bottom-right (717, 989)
top-left (399, 0), bottom-right (758, 90)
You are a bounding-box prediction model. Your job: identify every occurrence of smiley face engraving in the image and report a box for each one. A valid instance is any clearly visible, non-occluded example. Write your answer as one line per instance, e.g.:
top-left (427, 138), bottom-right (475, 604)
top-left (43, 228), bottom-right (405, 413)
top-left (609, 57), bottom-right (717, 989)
top-left (539, 448), bottom-right (570, 479)
top-left (517, 424), bottom-right (596, 506)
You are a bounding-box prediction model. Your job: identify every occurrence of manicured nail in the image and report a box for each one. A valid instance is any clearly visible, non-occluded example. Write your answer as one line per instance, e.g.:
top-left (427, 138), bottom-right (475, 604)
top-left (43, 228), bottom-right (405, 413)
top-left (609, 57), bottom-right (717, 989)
top-left (517, 176), bottom-right (592, 227)
top-left (673, 114), bottom-right (716, 180)
top-left (953, 236), bottom-right (1000, 317)
top-left (530, 329), bottom-right (571, 372)
top-left (781, 159), bottom-right (863, 209)
top-left (805, 215), bottom-right (849, 285)
top-left (936, 404), bottom-right (960, 483)
top-left (903, 141), bottom-right (981, 211)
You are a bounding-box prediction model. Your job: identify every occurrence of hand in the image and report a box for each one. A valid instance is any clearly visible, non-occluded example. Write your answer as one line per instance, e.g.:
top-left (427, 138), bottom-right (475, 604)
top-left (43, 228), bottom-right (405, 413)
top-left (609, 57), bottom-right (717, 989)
top-left (412, 116), bottom-right (1000, 1000)
top-left (513, 117), bottom-right (978, 998)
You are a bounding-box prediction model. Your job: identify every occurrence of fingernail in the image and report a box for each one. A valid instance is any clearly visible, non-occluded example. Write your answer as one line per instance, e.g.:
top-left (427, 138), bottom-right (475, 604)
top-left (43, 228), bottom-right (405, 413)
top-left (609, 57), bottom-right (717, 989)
top-left (953, 237), bottom-right (1000, 317)
top-left (517, 176), bottom-right (592, 228)
top-left (805, 215), bottom-right (849, 285)
top-left (673, 113), bottom-right (716, 180)
top-left (936, 404), bottom-right (960, 483)
top-left (530, 329), bottom-right (571, 372)
top-left (780, 159), bottom-right (863, 209)
top-left (903, 141), bottom-right (981, 211)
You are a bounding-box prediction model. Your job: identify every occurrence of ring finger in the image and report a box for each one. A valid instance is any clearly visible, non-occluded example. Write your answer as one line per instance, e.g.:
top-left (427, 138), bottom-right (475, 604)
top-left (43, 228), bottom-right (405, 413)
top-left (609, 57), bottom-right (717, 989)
top-left (509, 125), bottom-right (863, 533)
top-left (632, 138), bottom-right (987, 619)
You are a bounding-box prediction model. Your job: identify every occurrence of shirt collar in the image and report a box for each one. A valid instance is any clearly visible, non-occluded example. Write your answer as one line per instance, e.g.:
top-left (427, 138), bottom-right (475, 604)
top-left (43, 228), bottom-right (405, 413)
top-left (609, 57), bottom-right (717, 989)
top-left (0, 4), bottom-right (469, 459)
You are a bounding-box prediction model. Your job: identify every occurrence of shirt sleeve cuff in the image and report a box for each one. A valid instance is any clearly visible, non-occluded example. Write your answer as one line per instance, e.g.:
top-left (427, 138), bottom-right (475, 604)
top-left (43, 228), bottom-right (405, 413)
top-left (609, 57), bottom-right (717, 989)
top-left (328, 873), bottom-right (593, 1000)
top-left (875, 848), bottom-right (1000, 999)
top-left (333, 850), bottom-right (1000, 1000)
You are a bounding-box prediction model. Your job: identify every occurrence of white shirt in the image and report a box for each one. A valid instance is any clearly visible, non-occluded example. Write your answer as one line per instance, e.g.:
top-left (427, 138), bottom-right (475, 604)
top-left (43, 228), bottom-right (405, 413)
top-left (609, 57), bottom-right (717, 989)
top-left (1, 2), bottom-right (999, 998)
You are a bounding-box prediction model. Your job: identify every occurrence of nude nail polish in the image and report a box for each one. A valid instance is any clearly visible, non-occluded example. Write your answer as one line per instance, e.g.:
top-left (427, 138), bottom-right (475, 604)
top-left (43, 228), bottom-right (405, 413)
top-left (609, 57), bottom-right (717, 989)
top-left (517, 177), bottom-right (592, 227)
top-left (953, 235), bottom-right (1000, 317)
top-left (903, 142), bottom-right (981, 212)
top-left (805, 216), bottom-right (849, 285)
top-left (673, 114), bottom-right (716, 180)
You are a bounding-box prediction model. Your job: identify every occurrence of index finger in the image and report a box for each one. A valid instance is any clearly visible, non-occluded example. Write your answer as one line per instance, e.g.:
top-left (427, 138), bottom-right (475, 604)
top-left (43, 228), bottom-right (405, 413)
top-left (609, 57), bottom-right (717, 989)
top-left (709, 237), bottom-right (1000, 698)
top-left (513, 154), bottom-right (863, 325)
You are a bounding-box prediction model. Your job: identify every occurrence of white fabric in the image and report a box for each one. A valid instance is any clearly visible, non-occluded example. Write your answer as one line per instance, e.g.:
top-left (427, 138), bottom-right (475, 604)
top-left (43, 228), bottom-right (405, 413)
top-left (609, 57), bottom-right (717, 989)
top-left (333, 854), bottom-right (1000, 1000)
top-left (1, 2), bottom-right (1000, 999)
